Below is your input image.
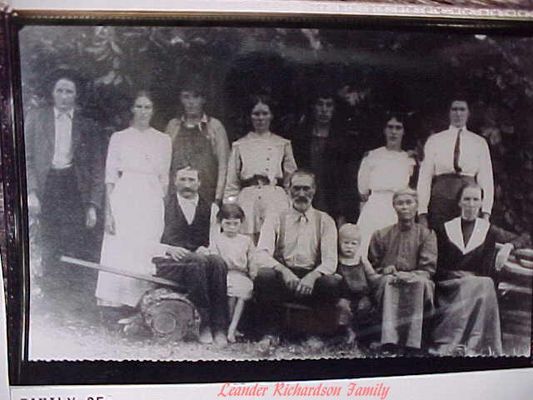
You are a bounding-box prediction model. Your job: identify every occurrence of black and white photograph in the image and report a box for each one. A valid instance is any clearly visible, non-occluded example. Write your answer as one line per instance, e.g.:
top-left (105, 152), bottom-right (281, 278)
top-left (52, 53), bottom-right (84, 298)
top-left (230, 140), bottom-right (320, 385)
top-left (18, 23), bottom-right (533, 362)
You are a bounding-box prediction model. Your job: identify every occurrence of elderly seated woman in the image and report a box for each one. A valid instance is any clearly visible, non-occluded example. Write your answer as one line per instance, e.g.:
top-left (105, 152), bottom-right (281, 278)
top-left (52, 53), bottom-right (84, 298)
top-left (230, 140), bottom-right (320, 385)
top-left (367, 188), bottom-right (437, 355)
top-left (430, 182), bottom-right (530, 356)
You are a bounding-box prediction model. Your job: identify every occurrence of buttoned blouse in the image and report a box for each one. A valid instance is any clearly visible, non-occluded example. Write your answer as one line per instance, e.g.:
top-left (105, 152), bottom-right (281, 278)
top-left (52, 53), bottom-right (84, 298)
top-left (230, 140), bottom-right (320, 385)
top-left (417, 127), bottom-right (494, 214)
top-left (358, 147), bottom-right (415, 195)
top-left (224, 132), bottom-right (297, 200)
top-left (105, 127), bottom-right (172, 191)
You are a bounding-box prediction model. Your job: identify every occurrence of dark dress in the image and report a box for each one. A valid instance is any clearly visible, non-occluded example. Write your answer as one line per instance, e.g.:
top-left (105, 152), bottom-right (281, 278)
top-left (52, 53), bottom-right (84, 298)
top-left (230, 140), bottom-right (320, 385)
top-left (432, 217), bottom-right (522, 356)
top-left (292, 119), bottom-right (358, 222)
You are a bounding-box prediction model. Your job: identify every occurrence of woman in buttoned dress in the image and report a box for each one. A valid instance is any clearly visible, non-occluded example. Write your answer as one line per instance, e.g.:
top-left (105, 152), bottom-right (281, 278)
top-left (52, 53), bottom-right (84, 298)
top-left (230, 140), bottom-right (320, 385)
top-left (356, 113), bottom-right (416, 259)
top-left (224, 95), bottom-right (297, 241)
top-left (95, 91), bottom-right (172, 312)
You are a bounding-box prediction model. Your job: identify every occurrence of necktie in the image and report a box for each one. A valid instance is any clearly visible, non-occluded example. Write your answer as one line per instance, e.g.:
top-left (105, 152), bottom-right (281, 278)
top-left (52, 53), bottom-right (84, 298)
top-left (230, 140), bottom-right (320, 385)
top-left (297, 213), bottom-right (308, 224)
top-left (453, 128), bottom-right (462, 174)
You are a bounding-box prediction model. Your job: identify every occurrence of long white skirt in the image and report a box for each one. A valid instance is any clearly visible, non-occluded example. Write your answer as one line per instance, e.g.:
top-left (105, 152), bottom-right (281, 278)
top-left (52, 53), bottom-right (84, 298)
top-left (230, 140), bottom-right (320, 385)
top-left (357, 191), bottom-right (398, 259)
top-left (95, 173), bottom-right (165, 308)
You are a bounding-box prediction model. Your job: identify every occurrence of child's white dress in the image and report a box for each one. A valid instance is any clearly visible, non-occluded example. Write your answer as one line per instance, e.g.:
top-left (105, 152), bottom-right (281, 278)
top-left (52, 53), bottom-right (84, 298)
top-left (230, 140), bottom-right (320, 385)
top-left (210, 233), bottom-right (255, 299)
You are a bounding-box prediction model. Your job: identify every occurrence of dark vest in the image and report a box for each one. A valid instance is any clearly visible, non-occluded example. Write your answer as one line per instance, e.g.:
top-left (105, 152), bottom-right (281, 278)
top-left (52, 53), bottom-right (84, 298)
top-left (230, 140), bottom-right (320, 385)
top-left (161, 195), bottom-right (211, 251)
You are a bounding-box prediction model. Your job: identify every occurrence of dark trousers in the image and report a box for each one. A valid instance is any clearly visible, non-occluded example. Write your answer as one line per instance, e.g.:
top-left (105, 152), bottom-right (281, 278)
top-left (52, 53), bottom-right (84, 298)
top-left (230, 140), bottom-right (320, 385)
top-left (429, 174), bottom-right (475, 229)
top-left (254, 267), bottom-right (342, 335)
top-left (40, 168), bottom-right (86, 273)
top-left (155, 253), bottom-right (229, 331)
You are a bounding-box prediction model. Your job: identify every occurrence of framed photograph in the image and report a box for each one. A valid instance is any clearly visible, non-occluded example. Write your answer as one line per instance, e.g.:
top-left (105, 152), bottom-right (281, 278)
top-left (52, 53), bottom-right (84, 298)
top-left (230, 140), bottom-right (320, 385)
top-left (1, 2), bottom-right (532, 386)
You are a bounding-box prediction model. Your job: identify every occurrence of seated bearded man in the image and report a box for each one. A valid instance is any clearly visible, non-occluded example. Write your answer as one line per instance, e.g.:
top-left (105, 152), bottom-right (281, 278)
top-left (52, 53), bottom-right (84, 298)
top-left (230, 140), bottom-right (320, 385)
top-left (253, 170), bottom-right (342, 347)
top-left (368, 188), bottom-right (437, 355)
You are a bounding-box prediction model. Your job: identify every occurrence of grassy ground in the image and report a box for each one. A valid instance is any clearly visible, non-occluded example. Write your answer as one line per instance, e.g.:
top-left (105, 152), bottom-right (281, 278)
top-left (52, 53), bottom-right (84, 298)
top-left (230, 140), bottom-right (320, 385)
top-left (29, 268), bottom-right (367, 361)
top-left (28, 265), bottom-right (530, 361)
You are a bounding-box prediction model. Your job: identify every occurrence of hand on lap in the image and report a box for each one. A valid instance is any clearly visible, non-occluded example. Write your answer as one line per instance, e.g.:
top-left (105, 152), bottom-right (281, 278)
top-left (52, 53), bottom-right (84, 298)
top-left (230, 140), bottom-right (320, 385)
top-left (296, 270), bottom-right (320, 296)
top-left (167, 246), bottom-right (190, 261)
top-left (392, 270), bottom-right (416, 284)
top-left (382, 265), bottom-right (397, 275)
top-left (279, 265), bottom-right (300, 291)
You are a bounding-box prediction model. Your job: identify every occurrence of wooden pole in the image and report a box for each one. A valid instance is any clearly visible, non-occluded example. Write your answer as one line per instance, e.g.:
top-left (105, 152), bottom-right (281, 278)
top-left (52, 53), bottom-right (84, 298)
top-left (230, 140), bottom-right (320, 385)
top-left (61, 256), bottom-right (184, 290)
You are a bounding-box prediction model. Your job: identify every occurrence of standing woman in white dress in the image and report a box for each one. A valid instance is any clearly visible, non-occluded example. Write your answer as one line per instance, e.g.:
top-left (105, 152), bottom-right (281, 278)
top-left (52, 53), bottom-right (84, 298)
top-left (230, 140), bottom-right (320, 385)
top-left (356, 114), bottom-right (416, 259)
top-left (96, 91), bottom-right (172, 317)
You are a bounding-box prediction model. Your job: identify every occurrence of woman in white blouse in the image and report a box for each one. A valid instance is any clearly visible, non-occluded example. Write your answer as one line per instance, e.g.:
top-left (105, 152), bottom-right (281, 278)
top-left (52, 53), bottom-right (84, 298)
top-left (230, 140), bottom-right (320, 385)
top-left (356, 114), bottom-right (416, 259)
top-left (224, 95), bottom-right (297, 241)
top-left (95, 91), bottom-right (172, 316)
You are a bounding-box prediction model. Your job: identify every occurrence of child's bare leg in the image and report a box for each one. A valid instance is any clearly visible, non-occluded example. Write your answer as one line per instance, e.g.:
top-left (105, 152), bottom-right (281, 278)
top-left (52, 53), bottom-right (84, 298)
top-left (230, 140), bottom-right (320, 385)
top-left (228, 297), bottom-right (246, 343)
top-left (228, 296), bottom-right (237, 318)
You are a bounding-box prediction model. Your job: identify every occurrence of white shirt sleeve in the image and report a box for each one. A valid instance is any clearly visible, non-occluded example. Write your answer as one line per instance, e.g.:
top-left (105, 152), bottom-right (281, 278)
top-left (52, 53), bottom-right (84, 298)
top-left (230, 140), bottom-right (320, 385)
top-left (357, 153), bottom-right (371, 196)
top-left (209, 202), bottom-right (220, 246)
top-left (417, 136), bottom-right (436, 215)
top-left (477, 139), bottom-right (494, 214)
top-left (158, 135), bottom-right (172, 194)
top-left (224, 144), bottom-right (242, 202)
top-left (105, 132), bottom-right (121, 184)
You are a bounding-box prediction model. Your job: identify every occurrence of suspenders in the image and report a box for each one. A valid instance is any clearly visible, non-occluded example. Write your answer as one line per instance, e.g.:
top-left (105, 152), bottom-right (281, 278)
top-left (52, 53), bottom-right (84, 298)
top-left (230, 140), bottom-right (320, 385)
top-left (274, 209), bottom-right (322, 267)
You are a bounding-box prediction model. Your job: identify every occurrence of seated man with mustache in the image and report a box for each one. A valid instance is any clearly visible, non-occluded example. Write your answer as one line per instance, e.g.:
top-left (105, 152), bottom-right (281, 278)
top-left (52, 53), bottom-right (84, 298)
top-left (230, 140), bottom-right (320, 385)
top-left (253, 169), bottom-right (341, 347)
top-left (155, 166), bottom-right (228, 346)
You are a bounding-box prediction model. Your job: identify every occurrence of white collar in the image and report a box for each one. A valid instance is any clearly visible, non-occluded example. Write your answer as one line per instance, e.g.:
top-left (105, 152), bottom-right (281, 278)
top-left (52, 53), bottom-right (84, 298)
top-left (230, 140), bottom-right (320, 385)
top-left (289, 205), bottom-right (315, 223)
top-left (176, 193), bottom-right (199, 206)
top-left (444, 217), bottom-right (490, 255)
top-left (54, 107), bottom-right (74, 119)
top-left (448, 125), bottom-right (467, 133)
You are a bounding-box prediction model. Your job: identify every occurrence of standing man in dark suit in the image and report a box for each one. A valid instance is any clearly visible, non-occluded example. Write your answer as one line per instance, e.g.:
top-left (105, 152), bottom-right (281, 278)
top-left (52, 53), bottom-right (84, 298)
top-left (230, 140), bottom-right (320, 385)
top-left (25, 74), bottom-right (105, 274)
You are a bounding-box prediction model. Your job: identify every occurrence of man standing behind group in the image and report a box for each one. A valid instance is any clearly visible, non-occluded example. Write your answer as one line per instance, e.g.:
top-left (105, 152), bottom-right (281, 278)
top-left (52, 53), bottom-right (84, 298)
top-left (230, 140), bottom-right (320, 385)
top-left (165, 79), bottom-right (230, 205)
top-left (417, 98), bottom-right (494, 229)
top-left (25, 74), bottom-right (104, 274)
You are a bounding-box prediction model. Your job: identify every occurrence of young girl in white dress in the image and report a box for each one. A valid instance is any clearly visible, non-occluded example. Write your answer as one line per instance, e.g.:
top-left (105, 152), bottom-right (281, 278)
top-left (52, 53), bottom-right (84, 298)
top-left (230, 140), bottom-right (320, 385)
top-left (356, 114), bottom-right (415, 260)
top-left (95, 91), bottom-right (171, 317)
top-left (202, 203), bottom-right (256, 342)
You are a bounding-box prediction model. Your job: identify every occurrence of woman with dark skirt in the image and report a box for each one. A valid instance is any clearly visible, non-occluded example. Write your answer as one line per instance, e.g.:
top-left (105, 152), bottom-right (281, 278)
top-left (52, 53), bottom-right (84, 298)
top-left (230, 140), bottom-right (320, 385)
top-left (431, 182), bottom-right (529, 356)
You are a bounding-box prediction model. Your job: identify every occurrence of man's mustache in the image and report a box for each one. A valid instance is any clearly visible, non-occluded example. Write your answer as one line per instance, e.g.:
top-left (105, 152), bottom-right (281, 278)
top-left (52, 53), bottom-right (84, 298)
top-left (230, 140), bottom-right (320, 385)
top-left (294, 196), bottom-right (310, 203)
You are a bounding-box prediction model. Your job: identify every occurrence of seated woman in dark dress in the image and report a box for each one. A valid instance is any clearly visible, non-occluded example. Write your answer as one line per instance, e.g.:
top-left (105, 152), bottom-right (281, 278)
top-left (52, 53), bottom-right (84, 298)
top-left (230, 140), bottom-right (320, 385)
top-left (431, 183), bottom-right (529, 356)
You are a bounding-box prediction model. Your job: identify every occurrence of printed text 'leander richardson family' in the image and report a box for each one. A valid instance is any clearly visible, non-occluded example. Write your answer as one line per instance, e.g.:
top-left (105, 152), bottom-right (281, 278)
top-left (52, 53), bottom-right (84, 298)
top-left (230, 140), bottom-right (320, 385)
top-left (217, 382), bottom-right (391, 399)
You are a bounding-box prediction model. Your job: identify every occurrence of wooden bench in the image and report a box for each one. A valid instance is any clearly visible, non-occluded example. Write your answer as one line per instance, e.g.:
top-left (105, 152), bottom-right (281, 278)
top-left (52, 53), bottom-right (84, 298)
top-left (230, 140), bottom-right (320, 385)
top-left (496, 247), bottom-right (533, 355)
top-left (279, 246), bottom-right (533, 351)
